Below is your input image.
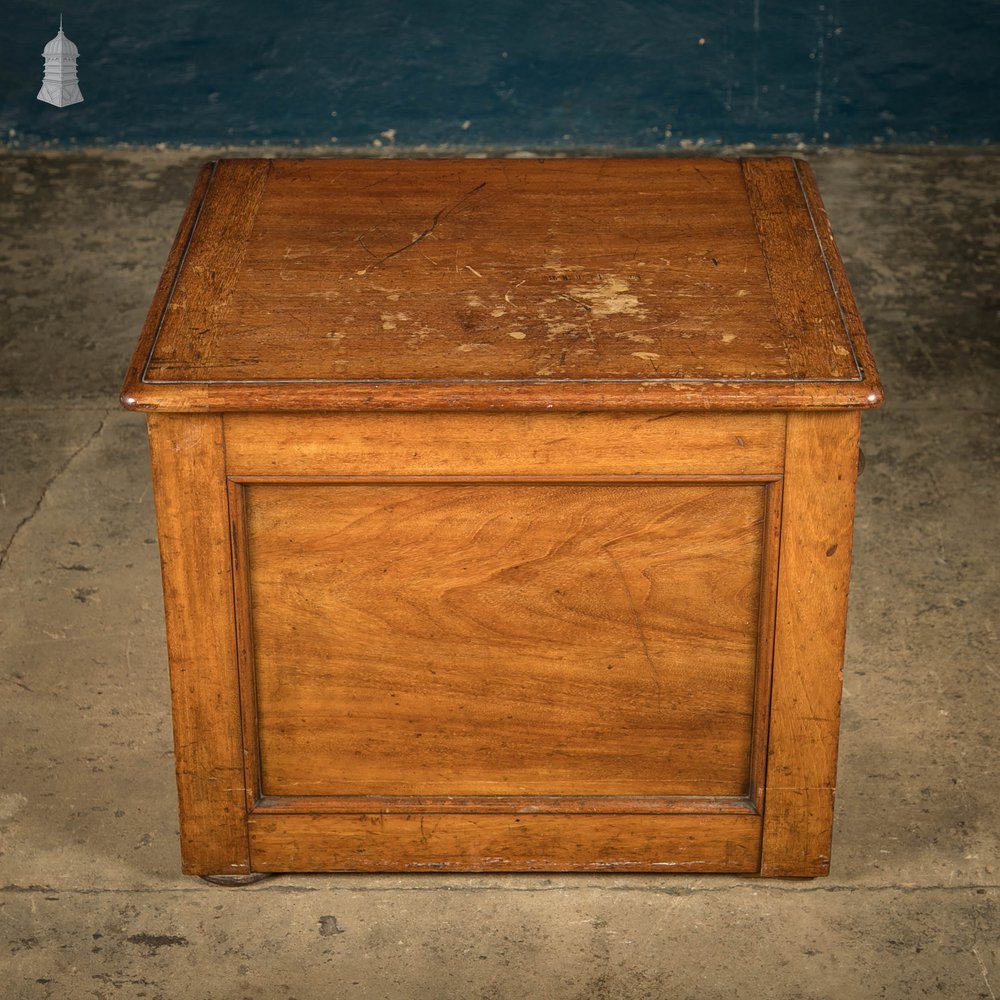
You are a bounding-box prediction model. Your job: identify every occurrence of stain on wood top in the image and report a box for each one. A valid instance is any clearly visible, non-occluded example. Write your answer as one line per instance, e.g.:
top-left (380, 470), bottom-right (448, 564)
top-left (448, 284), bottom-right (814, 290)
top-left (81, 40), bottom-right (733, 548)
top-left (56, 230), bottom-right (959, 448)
top-left (121, 157), bottom-right (883, 411)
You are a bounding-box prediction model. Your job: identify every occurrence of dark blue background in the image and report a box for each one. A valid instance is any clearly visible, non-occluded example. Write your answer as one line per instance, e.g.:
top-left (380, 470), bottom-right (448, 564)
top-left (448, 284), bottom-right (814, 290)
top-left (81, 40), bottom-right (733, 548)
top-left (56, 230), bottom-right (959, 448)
top-left (3, 1), bottom-right (998, 148)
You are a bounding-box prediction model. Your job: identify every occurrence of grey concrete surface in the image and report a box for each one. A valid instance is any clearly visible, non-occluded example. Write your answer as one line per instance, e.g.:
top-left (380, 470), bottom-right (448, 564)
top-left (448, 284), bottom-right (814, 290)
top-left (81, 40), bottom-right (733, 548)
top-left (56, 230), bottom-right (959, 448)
top-left (1, 148), bottom-right (997, 999)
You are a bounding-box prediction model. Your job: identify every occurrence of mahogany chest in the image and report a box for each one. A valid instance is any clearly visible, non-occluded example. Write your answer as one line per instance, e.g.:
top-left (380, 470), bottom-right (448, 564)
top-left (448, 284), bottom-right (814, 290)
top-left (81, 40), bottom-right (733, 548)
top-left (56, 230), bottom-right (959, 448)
top-left (121, 157), bottom-right (882, 880)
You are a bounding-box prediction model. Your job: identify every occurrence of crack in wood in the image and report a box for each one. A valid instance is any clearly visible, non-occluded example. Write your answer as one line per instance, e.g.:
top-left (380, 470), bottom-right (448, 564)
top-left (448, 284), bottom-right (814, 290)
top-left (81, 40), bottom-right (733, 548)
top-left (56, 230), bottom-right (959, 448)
top-left (356, 181), bottom-right (488, 271)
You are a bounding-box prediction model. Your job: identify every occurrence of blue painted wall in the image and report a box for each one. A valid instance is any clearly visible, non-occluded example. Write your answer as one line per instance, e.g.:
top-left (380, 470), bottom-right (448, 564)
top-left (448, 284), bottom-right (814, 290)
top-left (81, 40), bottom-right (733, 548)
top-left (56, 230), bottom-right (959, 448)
top-left (2, 1), bottom-right (998, 148)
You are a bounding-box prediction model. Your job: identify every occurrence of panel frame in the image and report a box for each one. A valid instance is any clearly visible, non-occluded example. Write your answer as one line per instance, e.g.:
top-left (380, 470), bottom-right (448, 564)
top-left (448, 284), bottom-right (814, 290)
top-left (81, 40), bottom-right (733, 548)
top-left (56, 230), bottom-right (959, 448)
top-left (223, 410), bottom-right (787, 479)
top-left (220, 410), bottom-right (789, 873)
top-left (227, 473), bottom-right (782, 841)
top-left (146, 413), bottom-right (253, 877)
top-left (246, 812), bottom-right (764, 874)
top-left (759, 410), bottom-right (862, 877)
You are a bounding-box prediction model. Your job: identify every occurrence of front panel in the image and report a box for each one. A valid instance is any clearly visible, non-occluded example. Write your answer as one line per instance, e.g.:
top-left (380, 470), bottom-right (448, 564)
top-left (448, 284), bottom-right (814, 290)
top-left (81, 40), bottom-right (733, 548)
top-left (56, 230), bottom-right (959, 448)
top-left (223, 412), bottom-right (783, 873)
top-left (244, 480), bottom-right (765, 801)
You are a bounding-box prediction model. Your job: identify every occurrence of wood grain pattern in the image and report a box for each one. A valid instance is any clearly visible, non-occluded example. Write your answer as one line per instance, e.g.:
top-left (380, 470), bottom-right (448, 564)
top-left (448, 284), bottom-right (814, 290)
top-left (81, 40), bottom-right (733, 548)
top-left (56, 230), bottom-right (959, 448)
top-left (223, 411), bottom-right (786, 478)
top-left (247, 812), bottom-right (762, 873)
top-left (759, 410), bottom-right (861, 877)
top-left (121, 157), bottom-right (883, 412)
top-left (151, 159), bottom-right (272, 377)
top-left (242, 481), bottom-right (767, 799)
top-left (146, 414), bottom-right (251, 877)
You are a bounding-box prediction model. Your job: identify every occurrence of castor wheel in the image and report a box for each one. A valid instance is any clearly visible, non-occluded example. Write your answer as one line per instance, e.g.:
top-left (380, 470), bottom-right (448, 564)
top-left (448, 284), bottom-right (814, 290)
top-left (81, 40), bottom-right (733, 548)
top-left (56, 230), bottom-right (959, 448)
top-left (199, 872), bottom-right (272, 886)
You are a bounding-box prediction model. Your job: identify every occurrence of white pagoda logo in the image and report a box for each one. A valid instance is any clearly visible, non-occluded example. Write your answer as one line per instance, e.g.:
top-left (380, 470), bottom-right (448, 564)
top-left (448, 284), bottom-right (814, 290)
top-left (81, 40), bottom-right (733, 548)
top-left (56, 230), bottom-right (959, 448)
top-left (38, 16), bottom-right (83, 108)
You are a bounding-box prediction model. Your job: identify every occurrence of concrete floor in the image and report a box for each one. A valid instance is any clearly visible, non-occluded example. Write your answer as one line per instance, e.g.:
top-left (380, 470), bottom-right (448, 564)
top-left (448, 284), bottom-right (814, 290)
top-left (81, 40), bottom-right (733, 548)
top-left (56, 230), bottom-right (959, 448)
top-left (0, 148), bottom-right (997, 999)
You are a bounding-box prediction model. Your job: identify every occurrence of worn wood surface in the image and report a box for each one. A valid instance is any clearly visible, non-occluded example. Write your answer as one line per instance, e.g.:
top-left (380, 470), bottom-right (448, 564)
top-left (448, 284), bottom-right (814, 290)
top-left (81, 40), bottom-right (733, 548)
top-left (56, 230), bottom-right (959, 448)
top-left (146, 414), bottom-right (251, 877)
top-left (241, 480), bottom-right (767, 800)
top-left (223, 410), bottom-right (785, 478)
top-left (794, 161), bottom-right (883, 399)
top-left (247, 812), bottom-right (762, 873)
top-left (741, 159), bottom-right (857, 380)
top-left (121, 157), bottom-right (882, 412)
top-left (760, 410), bottom-right (861, 876)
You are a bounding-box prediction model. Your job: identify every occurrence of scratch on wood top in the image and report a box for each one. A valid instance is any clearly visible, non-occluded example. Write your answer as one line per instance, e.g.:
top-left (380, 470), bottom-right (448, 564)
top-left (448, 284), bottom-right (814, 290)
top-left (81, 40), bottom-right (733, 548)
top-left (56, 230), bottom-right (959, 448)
top-left (356, 180), bottom-right (487, 274)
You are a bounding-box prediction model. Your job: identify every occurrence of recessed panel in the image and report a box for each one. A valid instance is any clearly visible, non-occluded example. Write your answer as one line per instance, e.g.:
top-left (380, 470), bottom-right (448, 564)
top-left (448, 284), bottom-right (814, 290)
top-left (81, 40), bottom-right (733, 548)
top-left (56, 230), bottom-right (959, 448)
top-left (243, 481), bottom-right (767, 799)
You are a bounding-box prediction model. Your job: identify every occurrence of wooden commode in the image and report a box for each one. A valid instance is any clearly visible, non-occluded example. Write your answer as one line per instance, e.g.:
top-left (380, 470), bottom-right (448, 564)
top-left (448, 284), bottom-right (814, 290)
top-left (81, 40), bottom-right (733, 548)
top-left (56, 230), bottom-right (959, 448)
top-left (121, 157), bottom-right (882, 880)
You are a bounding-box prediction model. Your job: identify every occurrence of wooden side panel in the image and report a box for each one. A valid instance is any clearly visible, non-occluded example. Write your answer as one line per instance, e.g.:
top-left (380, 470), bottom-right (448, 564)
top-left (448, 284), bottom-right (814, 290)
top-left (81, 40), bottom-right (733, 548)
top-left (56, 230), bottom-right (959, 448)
top-left (242, 481), bottom-right (767, 800)
top-left (760, 410), bottom-right (861, 876)
top-left (248, 812), bottom-right (762, 873)
top-left (147, 413), bottom-right (250, 877)
top-left (224, 411), bottom-right (785, 478)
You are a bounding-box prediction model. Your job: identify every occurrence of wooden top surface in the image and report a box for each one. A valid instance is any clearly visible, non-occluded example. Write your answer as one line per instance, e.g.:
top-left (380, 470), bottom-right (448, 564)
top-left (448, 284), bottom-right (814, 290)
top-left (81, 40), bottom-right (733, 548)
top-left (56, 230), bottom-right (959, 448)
top-left (121, 157), bottom-right (882, 412)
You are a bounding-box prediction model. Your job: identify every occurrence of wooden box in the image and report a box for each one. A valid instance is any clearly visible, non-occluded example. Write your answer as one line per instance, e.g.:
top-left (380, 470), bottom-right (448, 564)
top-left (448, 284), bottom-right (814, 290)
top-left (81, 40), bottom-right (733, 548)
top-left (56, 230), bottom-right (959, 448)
top-left (121, 157), bottom-right (882, 880)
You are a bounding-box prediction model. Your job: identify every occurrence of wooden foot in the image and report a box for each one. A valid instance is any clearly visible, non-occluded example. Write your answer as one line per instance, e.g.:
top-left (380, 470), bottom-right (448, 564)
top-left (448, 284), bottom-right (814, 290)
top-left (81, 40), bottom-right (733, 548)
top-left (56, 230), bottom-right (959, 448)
top-left (200, 872), bottom-right (272, 886)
